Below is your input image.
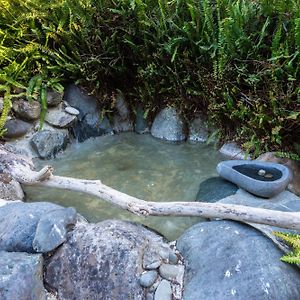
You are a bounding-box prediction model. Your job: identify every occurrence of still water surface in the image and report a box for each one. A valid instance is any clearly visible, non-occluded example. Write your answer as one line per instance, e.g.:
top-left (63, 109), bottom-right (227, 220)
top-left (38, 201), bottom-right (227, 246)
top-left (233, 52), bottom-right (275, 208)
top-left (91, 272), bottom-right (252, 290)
top-left (25, 133), bottom-right (222, 240)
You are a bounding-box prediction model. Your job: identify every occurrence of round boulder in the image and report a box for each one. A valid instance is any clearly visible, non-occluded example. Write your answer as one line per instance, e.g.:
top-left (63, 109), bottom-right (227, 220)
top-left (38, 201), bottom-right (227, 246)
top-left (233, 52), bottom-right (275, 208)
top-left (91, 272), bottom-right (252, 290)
top-left (151, 107), bottom-right (186, 141)
top-left (177, 220), bottom-right (300, 300)
top-left (31, 130), bottom-right (69, 159)
top-left (3, 119), bottom-right (32, 139)
top-left (44, 220), bottom-right (168, 300)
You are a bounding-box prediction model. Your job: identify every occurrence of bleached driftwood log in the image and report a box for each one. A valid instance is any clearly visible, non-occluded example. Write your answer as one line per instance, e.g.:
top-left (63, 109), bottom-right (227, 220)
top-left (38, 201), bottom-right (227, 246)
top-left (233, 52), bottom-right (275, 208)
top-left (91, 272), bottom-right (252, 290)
top-left (1, 144), bottom-right (300, 231)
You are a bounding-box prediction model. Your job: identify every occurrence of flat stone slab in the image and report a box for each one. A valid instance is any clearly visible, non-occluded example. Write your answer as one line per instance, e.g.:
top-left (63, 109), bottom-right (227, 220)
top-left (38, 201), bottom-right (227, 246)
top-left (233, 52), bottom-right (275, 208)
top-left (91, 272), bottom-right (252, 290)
top-left (217, 160), bottom-right (292, 198)
top-left (45, 107), bottom-right (77, 128)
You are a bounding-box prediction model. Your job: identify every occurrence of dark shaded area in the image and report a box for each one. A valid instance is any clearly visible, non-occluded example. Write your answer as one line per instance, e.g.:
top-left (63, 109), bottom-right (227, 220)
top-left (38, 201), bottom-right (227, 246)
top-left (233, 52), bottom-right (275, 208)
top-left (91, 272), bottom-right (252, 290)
top-left (233, 164), bottom-right (282, 181)
top-left (196, 177), bottom-right (238, 202)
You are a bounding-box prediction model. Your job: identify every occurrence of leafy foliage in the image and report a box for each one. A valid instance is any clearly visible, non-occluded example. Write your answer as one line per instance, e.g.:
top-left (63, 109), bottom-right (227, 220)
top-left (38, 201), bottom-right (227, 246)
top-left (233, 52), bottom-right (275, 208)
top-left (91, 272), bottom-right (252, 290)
top-left (0, 0), bottom-right (300, 155)
top-left (273, 231), bottom-right (300, 264)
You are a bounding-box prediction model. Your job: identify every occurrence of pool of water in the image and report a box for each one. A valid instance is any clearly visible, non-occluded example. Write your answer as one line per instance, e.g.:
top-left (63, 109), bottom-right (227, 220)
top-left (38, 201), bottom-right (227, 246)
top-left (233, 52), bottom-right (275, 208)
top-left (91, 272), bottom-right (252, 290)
top-left (24, 132), bottom-right (222, 240)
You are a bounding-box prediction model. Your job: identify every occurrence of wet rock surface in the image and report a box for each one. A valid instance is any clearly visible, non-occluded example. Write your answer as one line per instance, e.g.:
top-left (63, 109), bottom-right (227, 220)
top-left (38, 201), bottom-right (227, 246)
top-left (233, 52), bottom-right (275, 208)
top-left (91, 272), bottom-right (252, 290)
top-left (196, 176), bottom-right (238, 202)
top-left (0, 251), bottom-right (46, 300)
top-left (64, 84), bottom-right (114, 141)
top-left (0, 202), bottom-right (76, 253)
top-left (151, 107), bottom-right (186, 141)
top-left (3, 119), bottom-right (32, 139)
top-left (44, 220), bottom-right (164, 300)
top-left (177, 220), bottom-right (300, 300)
top-left (31, 130), bottom-right (69, 159)
top-left (73, 114), bottom-right (113, 142)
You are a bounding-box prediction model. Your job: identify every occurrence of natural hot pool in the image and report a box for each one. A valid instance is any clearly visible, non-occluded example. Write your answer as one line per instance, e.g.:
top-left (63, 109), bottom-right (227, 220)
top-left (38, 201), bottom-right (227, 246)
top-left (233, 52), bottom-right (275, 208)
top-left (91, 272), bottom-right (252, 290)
top-left (24, 132), bottom-right (222, 240)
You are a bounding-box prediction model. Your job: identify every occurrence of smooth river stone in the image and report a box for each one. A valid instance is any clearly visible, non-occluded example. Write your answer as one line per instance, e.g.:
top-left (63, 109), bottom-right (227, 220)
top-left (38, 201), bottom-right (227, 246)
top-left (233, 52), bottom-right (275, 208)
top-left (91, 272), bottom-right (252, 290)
top-left (139, 271), bottom-right (158, 287)
top-left (159, 264), bottom-right (184, 282)
top-left (177, 220), bottom-right (300, 300)
top-left (154, 280), bottom-right (172, 300)
top-left (65, 106), bottom-right (80, 116)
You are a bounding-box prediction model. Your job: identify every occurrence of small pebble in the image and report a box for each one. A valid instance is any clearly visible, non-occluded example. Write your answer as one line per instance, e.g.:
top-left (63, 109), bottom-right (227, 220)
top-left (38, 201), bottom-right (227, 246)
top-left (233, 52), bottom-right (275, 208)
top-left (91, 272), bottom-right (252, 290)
top-left (154, 280), bottom-right (172, 300)
top-left (168, 251), bottom-right (178, 264)
top-left (139, 271), bottom-right (158, 288)
top-left (258, 169), bottom-right (266, 176)
top-left (264, 173), bottom-right (274, 179)
top-left (146, 292), bottom-right (154, 300)
top-left (145, 261), bottom-right (162, 270)
top-left (65, 106), bottom-right (80, 116)
top-left (159, 264), bottom-right (184, 282)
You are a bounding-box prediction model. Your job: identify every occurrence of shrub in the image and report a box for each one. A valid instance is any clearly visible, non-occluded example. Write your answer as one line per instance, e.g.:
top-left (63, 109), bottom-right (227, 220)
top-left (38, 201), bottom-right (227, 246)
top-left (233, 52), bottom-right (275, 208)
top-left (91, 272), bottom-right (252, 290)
top-left (0, 0), bottom-right (299, 155)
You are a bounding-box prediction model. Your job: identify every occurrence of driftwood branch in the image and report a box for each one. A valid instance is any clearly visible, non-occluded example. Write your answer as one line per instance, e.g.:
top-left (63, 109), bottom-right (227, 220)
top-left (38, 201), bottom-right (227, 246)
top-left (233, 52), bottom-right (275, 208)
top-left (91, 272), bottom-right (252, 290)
top-left (1, 145), bottom-right (300, 231)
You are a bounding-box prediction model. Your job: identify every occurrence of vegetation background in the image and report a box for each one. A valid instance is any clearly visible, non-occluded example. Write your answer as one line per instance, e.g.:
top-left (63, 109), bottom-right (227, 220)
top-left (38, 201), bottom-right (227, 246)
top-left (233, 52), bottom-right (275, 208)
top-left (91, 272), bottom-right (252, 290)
top-left (1, 0), bottom-right (300, 156)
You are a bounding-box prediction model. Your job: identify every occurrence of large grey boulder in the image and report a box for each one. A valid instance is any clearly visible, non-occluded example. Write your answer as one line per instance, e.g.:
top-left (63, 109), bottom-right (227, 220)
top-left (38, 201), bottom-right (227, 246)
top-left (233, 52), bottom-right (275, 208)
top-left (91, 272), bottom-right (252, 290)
top-left (64, 84), bottom-right (98, 119)
top-left (31, 130), bottom-right (69, 159)
top-left (0, 202), bottom-right (77, 253)
top-left (44, 220), bottom-right (168, 300)
top-left (151, 108), bottom-right (186, 141)
top-left (217, 160), bottom-right (292, 198)
top-left (12, 99), bottom-right (41, 121)
top-left (64, 84), bottom-right (113, 141)
top-left (0, 173), bottom-right (24, 201)
top-left (196, 177), bottom-right (238, 202)
top-left (0, 251), bottom-right (46, 300)
top-left (177, 220), bottom-right (300, 300)
top-left (3, 119), bottom-right (32, 139)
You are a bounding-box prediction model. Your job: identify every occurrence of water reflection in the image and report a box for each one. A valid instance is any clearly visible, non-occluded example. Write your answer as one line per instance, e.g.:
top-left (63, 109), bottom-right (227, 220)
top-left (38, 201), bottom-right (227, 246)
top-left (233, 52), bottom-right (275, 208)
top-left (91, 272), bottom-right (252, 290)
top-left (25, 133), bottom-right (222, 240)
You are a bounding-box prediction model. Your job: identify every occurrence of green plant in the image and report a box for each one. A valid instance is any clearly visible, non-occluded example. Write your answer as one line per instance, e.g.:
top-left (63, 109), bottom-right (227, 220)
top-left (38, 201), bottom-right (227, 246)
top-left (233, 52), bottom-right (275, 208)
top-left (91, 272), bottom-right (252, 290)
top-left (0, 0), bottom-right (299, 157)
top-left (273, 231), bottom-right (300, 264)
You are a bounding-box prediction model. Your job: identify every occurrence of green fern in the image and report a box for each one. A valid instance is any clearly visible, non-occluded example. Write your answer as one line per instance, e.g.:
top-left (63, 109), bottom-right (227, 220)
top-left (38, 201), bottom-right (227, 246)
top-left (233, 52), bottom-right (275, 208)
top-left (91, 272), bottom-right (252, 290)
top-left (0, 85), bottom-right (11, 136)
top-left (273, 232), bottom-right (300, 264)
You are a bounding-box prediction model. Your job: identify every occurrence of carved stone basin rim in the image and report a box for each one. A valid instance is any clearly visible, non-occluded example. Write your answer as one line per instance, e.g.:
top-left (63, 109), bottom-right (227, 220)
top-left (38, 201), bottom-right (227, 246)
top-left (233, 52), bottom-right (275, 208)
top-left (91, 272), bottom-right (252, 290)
top-left (216, 160), bottom-right (292, 198)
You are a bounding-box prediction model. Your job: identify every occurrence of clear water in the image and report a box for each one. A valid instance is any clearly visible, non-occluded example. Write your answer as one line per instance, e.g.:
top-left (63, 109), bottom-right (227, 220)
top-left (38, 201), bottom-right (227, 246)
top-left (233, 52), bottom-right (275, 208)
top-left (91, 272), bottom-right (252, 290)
top-left (24, 133), bottom-right (222, 240)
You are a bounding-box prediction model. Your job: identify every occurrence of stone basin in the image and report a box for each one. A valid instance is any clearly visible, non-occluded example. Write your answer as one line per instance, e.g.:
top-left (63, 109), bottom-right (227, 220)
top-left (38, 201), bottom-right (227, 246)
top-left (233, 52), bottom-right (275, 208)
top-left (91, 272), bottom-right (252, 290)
top-left (217, 160), bottom-right (292, 198)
